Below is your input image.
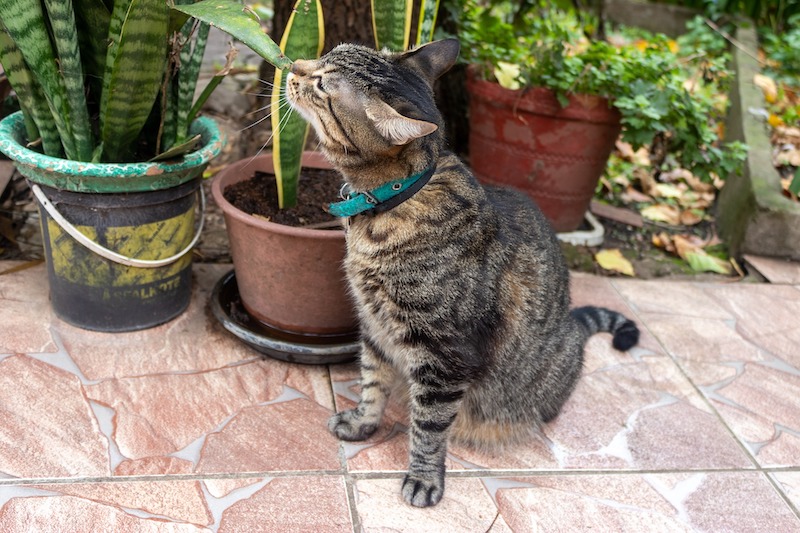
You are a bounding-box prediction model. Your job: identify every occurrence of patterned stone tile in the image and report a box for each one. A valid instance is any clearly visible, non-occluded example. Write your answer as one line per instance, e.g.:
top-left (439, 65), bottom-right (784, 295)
top-left (354, 477), bottom-right (499, 531)
top-left (491, 472), bottom-right (800, 532)
top-left (709, 283), bottom-right (800, 367)
top-left (32, 480), bottom-right (212, 527)
top-left (743, 254), bottom-right (800, 284)
top-left (0, 355), bottom-right (109, 479)
top-left (638, 286), bottom-right (800, 467)
top-left (53, 264), bottom-right (258, 381)
top-left (84, 359), bottom-right (332, 464)
top-left (772, 472), bottom-right (800, 512)
top-left (332, 333), bottom-right (750, 472)
top-left (0, 490), bottom-right (209, 532)
top-left (196, 399), bottom-right (341, 476)
top-left (0, 261), bottom-right (57, 354)
top-left (216, 476), bottom-right (352, 532)
top-left (612, 278), bottom-right (734, 319)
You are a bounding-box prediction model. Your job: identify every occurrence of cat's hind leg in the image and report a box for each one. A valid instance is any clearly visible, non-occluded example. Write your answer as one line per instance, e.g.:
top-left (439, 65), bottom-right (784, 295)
top-left (328, 339), bottom-right (394, 441)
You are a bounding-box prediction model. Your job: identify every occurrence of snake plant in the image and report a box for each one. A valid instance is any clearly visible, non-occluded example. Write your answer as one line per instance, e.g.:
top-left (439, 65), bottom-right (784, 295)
top-left (0, 0), bottom-right (288, 165)
top-left (185, 0), bottom-right (439, 209)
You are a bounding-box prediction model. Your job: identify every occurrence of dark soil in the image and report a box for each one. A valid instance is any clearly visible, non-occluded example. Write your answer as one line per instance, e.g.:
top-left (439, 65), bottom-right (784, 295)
top-left (223, 167), bottom-right (342, 227)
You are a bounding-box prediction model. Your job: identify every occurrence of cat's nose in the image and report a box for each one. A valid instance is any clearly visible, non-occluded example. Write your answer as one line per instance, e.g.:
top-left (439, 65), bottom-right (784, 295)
top-left (291, 60), bottom-right (312, 76)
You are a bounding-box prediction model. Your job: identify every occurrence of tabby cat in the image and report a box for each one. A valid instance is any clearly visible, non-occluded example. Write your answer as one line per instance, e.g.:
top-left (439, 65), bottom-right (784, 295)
top-left (285, 39), bottom-right (639, 507)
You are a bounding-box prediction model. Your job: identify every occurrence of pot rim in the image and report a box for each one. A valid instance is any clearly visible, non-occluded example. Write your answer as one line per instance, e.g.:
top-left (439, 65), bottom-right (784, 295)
top-left (465, 66), bottom-right (621, 124)
top-left (211, 151), bottom-right (346, 240)
top-left (0, 111), bottom-right (226, 193)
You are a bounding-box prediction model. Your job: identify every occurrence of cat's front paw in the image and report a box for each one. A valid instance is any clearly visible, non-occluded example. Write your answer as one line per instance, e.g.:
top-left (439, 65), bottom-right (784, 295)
top-left (328, 409), bottom-right (378, 441)
top-left (401, 473), bottom-right (444, 507)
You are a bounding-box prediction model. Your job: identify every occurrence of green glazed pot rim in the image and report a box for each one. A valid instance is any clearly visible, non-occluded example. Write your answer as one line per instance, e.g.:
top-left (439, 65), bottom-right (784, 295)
top-left (0, 111), bottom-right (226, 193)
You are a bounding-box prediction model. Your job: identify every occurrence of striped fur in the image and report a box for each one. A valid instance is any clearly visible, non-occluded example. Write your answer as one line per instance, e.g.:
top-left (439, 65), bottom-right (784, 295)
top-left (286, 39), bottom-right (639, 507)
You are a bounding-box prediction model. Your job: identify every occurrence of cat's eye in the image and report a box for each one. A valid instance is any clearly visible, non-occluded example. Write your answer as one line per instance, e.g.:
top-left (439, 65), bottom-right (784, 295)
top-left (310, 75), bottom-right (324, 92)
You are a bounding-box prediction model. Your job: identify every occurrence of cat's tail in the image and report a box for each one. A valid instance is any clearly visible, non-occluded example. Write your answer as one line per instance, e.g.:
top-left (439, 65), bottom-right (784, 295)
top-left (571, 306), bottom-right (639, 351)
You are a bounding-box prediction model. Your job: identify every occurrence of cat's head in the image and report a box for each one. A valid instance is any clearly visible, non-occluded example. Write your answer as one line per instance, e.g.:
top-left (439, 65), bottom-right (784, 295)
top-left (286, 39), bottom-right (459, 189)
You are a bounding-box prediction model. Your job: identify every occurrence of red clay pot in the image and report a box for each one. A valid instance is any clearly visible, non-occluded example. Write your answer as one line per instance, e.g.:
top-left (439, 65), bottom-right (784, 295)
top-left (211, 152), bottom-right (357, 335)
top-left (466, 71), bottom-right (622, 232)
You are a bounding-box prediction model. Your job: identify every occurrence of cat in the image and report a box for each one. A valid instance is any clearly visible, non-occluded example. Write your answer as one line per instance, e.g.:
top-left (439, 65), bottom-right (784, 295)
top-left (285, 38), bottom-right (639, 507)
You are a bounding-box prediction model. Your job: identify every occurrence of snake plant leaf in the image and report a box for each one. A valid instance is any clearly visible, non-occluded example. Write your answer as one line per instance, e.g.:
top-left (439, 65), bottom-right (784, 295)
top-left (372, 0), bottom-right (413, 51)
top-left (272, 0), bottom-right (324, 209)
top-left (99, 0), bottom-right (169, 162)
top-left (73, 0), bottom-right (112, 92)
top-left (415, 0), bottom-right (440, 46)
top-left (43, 0), bottom-right (93, 161)
top-left (0, 0), bottom-right (77, 159)
top-left (175, 21), bottom-right (210, 147)
top-left (0, 22), bottom-right (63, 156)
top-left (171, 0), bottom-right (292, 71)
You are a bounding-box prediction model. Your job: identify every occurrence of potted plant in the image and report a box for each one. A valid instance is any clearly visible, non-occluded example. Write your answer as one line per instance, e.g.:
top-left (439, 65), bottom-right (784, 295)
top-left (0, 0), bottom-right (275, 331)
top-left (456, 0), bottom-right (746, 232)
top-left (182, 0), bottom-right (439, 361)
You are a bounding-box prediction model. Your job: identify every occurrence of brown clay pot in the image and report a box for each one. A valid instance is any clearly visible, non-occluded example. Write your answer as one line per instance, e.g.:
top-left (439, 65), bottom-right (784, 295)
top-left (211, 152), bottom-right (358, 335)
top-left (466, 71), bottom-right (622, 232)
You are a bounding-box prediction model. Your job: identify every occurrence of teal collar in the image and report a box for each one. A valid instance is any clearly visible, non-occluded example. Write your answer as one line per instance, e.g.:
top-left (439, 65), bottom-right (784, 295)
top-left (328, 166), bottom-right (436, 218)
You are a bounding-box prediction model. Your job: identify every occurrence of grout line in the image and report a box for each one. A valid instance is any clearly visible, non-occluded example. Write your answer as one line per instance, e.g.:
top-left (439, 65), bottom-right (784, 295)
top-left (5, 465), bottom-right (798, 488)
top-left (763, 471), bottom-right (800, 521)
top-left (608, 279), bottom-right (764, 471)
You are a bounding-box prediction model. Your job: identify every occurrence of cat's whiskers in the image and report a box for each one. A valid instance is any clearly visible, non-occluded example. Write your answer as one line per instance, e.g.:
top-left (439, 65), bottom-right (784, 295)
top-left (251, 96), bottom-right (297, 161)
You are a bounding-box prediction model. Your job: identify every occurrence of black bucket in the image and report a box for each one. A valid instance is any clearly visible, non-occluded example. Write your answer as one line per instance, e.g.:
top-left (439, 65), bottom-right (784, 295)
top-left (34, 179), bottom-right (201, 332)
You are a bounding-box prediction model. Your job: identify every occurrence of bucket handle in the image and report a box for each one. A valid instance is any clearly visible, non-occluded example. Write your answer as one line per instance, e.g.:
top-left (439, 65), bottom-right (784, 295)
top-left (30, 183), bottom-right (205, 269)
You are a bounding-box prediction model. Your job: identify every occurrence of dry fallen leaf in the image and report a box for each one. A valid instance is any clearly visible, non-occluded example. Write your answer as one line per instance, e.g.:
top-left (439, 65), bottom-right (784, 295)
top-left (621, 186), bottom-right (652, 204)
top-left (680, 210), bottom-right (704, 226)
top-left (653, 183), bottom-right (684, 199)
top-left (754, 73), bottom-right (778, 103)
top-left (595, 249), bottom-right (635, 276)
top-left (616, 140), bottom-right (651, 166)
top-left (672, 235), bottom-right (731, 275)
top-left (641, 204), bottom-right (681, 225)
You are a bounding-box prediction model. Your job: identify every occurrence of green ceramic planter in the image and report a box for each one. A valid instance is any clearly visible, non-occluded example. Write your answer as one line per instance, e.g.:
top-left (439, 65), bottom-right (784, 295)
top-left (0, 111), bottom-right (225, 331)
top-left (0, 111), bottom-right (224, 193)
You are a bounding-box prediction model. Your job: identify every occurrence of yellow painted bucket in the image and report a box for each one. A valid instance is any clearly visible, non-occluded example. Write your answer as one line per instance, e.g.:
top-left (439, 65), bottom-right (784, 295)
top-left (34, 179), bottom-right (202, 331)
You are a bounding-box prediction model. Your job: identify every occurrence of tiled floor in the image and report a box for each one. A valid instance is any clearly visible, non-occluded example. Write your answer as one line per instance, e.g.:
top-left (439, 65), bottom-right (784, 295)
top-left (1, 260), bottom-right (799, 532)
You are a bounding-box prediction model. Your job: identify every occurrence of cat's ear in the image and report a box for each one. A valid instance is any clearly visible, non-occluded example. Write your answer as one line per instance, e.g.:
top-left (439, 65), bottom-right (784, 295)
top-left (397, 39), bottom-right (460, 84)
top-left (365, 100), bottom-right (438, 145)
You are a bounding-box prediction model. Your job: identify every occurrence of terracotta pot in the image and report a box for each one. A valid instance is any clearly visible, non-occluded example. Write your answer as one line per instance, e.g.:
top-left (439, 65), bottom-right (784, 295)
top-left (211, 152), bottom-right (357, 335)
top-left (466, 72), bottom-right (622, 232)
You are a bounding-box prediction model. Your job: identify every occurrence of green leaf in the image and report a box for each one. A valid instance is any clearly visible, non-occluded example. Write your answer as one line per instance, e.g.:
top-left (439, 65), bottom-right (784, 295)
top-left (271, 0), bottom-right (323, 209)
top-left (0, 20), bottom-right (63, 156)
top-left (73, 0), bottom-right (111, 99)
top-left (372, 0), bottom-right (412, 51)
top-left (176, 21), bottom-right (210, 146)
top-left (684, 250), bottom-right (732, 275)
top-left (0, 0), bottom-right (76, 158)
top-left (171, 0), bottom-right (291, 70)
top-left (43, 0), bottom-right (93, 161)
top-left (99, 0), bottom-right (169, 162)
top-left (416, 0), bottom-right (440, 46)
top-left (790, 167), bottom-right (800, 196)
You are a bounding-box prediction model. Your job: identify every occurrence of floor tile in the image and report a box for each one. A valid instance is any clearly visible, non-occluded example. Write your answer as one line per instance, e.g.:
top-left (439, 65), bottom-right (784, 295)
top-left (52, 264), bottom-right (258, 381)
top-left (0, 355), bottom-right (109, 479)
top-left (215, 476), bottom-right (352, 532)
top-left (354, 477), bottom-right (499, 532)
top-left (491, 472), bottom-right (800, 533)
top-left (332, 332), bottom-right (751, 473)
top-left (772, 472), bottom-right (800, 513)
top-left (0, 262), bottom-right (57, 354)
top-left (0, 486), bottom-right (209, 532)
top-left (743, 254), bottom-right (800, 284)
top-left (639, 287), bottom-right (800, 467)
